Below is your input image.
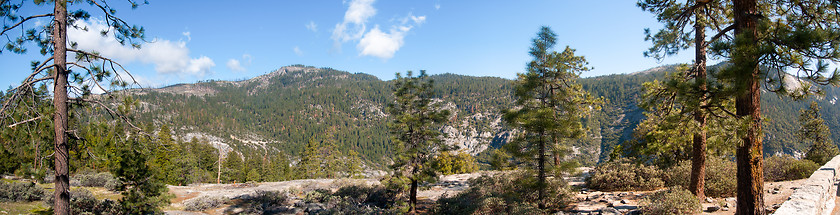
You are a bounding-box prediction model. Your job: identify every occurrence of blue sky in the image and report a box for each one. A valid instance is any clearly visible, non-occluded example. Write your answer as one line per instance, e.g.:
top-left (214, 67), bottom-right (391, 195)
top-left (1, 0), bottom-right (696, 89)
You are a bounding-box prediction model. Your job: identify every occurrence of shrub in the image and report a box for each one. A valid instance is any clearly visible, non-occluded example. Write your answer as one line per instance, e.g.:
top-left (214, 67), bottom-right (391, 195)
top-left (434, 171), bottom-right (570, 214)
top-left (319, 194), bottom-right (401, 215)
top-left (333, 184), bottom-right (393, 208)
top-left (433, 151), bottom-right (479, 175)
top-left (764, 155), bottom-right (820, 182)
top-left (42, 188), bottom-right (123, 214)
top-left (640, 188), bottom-right (701, 215)
top-left (664, 156), bottom-right (736, 197)
top-left (251, 190), bottom-right (290, 206)
top-left (105, 178), bottom-right (121, 191)
top-left (0, 181), bottom-right (44, 202)
top-left (586, 158), bottom-right (664, 191)
top-left (805, 141), bottom-right (839, 165)
top-left (303, 189), bottom-right (331, 203)
top-left (77, 172), bottom-right (117, 187)
top-left (233, 190), bottom-right (293, 215)
top-left (184, 195), bottom-right (228, 211)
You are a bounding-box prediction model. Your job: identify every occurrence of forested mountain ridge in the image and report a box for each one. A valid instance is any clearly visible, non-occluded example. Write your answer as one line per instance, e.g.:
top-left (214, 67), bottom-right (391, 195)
top-left (125, 65), bottom-right (840, 166)
top-left (127, 65), bottom-right (515, 166)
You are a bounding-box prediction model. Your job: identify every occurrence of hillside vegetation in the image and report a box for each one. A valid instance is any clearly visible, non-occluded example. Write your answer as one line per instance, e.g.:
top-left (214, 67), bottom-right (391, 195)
top-left (123, 64), bottom-right (840, 166)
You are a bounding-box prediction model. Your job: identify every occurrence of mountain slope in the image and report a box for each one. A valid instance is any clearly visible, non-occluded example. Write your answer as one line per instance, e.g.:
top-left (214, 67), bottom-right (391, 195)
top-left (128, 65), bottom-right (840, 166)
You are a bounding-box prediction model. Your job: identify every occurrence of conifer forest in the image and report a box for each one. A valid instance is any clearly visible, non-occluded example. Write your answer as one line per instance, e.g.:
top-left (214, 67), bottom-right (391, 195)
top-left (3, 0), bottom-right (840, 214)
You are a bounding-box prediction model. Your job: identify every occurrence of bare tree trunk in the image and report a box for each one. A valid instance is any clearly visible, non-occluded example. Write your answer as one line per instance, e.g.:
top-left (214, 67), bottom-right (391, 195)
top-left (217, 148), bottom-right (222, 184)
top-left (52, 1), bottom-right (70, 214)
top-left (689, 13), bottom-right (708, 201)
top-left (733, 0), bottom-right (765, 214)
top-left (538, 134), bottom-right (546, 209)
top-left (409, 178), bottom-right (418, 214)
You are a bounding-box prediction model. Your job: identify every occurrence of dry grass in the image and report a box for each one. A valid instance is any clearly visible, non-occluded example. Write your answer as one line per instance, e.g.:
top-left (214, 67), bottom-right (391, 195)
top-left (0, 201), bottom-right (45, 214)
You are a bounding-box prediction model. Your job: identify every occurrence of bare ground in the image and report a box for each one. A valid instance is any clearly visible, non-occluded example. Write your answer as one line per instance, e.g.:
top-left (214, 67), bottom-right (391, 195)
top-left (163, 171), bottom-right (809, 214)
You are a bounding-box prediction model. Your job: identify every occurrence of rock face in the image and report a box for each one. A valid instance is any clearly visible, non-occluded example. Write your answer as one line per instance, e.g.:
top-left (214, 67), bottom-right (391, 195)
top-left (772, 155), bottom-right (840, 215)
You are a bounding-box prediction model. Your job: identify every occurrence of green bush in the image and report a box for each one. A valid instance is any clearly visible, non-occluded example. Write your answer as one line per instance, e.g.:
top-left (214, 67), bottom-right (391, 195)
top-left (235, 190), bottom-right (290, 214)
top-left (333, 184), bottom-right (394, 208)
top-left (0, 181), bottom-right (44, 202)
top-left (184, 195), bottom-right (228, 211)
top-left (432, 151), bottom-right (479, 175)
top-left (42, 188), bottom-right (123, 214)
top-left (434, 171), bottom-right (569, 214)
top-left (77, 172), bottom-right (117, 187)
top-left (664, 156), bottom-right (736, 197)
top-left (640, 188), bottom-right (701, 215)
top-left (586, 158), bottom-right (664, 191)
top-left (764, 155), bottom-right (820, 182)
top-left (805, 141), bottom-right (839, 165)
top-left (303, 189), bottom-right (331, 203)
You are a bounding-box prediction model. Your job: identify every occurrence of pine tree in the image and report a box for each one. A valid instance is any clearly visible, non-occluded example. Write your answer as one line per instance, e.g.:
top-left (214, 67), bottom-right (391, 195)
top-left (113, 139), bottom-right (169, 215)
top-left (387, 70), bottom-right (450, 213)
top-left (344, 149), bottom-right (364, 178)
top-left (1, 1), bottom-right (147, 213)
top-left (298, 136), bottom-right (324, 179)
top-left (800, 101), bottom-right (838, 165)
top-left (503, 26), bottom-right (599, 209)
top-left (222, 152), bottom-right (244, 183)
top-left (638, 0), bottom-right (733, 200)
top-left (722, 1), bottom-right (840, 213)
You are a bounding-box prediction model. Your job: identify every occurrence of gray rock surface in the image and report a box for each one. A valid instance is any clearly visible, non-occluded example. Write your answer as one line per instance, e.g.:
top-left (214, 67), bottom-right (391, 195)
top-left (772, 155), bottom-right (840, 215)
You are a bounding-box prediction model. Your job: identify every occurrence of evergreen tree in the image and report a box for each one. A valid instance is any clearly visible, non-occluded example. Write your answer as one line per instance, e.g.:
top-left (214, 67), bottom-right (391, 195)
top-left (321, 137), bottom-right (343, 178)
top-left (638, 0), bottom-right (733, 200)
top-left (113, 139), bottom-right (170, 215)
top-left (298, 136), bottom-right (324, 179)
top-left (387, 70), bottom-right (450, 213)
top-left (222, 152), bottom-right (244, 183)
top-left (800, 101), bottom-right (838, 165)
top-left (722, 1), bottom-right (840, 213)
top-left (502, 26), bottom-right (599, 209)
top-left (344, 149), bottom-right (364, 178)
top-left (1, 1), bottom-right (147, 213)
top-left (150, 125), bottom-right (177, 184)
top-left (489, 148), bottom-right (513, 171)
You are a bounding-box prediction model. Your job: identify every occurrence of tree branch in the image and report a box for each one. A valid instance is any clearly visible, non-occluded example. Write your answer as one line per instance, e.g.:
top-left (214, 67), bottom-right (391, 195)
top-left (67, 48), bottom-right (143, 88)
top-left (69, 97), bottom-right (148, 136)
top-left (0, 13), bottom-right (54, 36)
top-left (6, 116), bottom-right (43, 128)
top-left (67, 62), bottom-right (110, 94)
top-left (707, 24), bottom-right (735, 44)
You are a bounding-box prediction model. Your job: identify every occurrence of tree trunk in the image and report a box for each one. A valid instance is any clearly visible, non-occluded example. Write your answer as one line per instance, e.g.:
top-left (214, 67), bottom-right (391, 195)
top-left (52, 0), bottom-right (70, 214)
top-left (689, 12), bottom-right (708, 201)
top-left (217, 148), bottom-right (222, 184)
top-left (538, 134), bottom-right (546, 209)
top-left (733, 0), bottom-right (765, 214)
top-left (409, 178), bottom-right (418, 214)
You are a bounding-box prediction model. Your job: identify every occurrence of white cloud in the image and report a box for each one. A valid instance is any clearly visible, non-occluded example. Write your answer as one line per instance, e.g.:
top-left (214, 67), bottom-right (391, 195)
top-left (294, 46), bottom-right (304, 56)
top-left (331, 0), bottom-right (426, 60)
top-left (358, 25), bottom-right (405, 59)
top-left (68, 19), bottom-right (215, 78)
top-left (411, 15), bottom-right (426, 25)
top-left (226, 54), bottom-right (252, 72)
top-left (306, 21), bottom-right (318, 32)
top-left (227, 59), bottom-right (245, 72)
top-left (182, 31), bottom-right (191, 42)
top-left (435, 3), bottom-right (441, 10)
top-left (332, 0), bottom-right (376, 45)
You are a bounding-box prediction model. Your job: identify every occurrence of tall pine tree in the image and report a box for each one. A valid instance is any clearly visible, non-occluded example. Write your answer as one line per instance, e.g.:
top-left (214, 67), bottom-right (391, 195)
top-left (387, 70), bottom-right (450, 213)
top-left (1, 1), bottom-right (147, 213)
top-left (722, 0), bottom-right (840, 213)
top-left (638, 0), bottom-right (733, 200)
top-left (799, 101), bottom-right (838, 165)
top-left (503, 26), bottom-right (599, 209)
